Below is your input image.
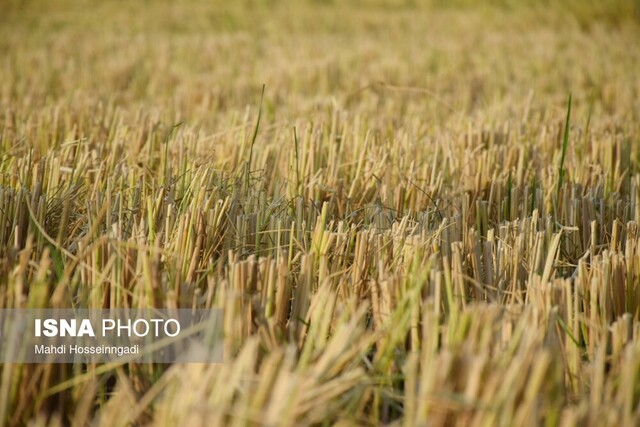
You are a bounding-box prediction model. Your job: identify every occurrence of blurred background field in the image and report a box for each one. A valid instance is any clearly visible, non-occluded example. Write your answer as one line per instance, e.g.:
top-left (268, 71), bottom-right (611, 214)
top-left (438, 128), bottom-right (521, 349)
top-left (1, 0), bottom-right (640, 425)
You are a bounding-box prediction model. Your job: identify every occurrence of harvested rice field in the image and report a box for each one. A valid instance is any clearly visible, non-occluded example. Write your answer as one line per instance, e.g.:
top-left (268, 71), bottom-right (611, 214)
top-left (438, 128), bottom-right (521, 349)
top-left (1, 0), bottom-right (640, 425)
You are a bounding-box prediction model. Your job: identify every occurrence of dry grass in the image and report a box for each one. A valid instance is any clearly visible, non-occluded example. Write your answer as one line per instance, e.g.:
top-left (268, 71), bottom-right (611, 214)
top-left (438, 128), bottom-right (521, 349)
top-left (1, 0), bottom-right (640, 425)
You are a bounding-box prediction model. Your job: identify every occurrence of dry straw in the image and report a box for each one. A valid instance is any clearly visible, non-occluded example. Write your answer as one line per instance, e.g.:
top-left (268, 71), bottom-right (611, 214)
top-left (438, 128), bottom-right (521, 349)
top-left (1, 0), bottom-right (640, 425)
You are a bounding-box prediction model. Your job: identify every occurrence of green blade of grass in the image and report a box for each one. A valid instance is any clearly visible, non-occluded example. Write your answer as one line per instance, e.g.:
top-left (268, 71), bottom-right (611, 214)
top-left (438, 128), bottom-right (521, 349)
top-left (556, 93), bottom-right (572, 210)
top-left (244, 84), bottom-right (266, 196)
